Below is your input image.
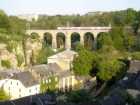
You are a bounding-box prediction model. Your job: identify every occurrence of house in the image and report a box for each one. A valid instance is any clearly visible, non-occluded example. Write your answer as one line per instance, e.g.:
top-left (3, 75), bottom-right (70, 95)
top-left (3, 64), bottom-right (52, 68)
top-left (47, 50), bottom-right (77, 71)
top-left (30, 63), bottom-right (78, 92)
top-left (0, 71), bottom-right (40, 100)
top-left (0, 93), bottom-right (56, 105)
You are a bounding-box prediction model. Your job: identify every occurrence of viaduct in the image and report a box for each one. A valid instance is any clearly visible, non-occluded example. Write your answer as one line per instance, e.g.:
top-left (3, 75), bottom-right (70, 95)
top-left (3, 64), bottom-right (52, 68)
top-left (26, 27), bottom-right (112, 50)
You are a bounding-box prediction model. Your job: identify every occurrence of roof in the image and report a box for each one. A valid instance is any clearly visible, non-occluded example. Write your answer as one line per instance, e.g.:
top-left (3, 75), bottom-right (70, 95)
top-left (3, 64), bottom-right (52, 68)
top-left (31, 63), bottom-right (72, 78)
top-left (12, 71), bottom-right (38, 87)
top-left (48, 50), bottom-right (77, 60)
top-left (128, 60), bottom-right (140, 74)
top-left (0, 93), bottom-right (56, 105)
top-left (0, 70), bottom-right (20, 79)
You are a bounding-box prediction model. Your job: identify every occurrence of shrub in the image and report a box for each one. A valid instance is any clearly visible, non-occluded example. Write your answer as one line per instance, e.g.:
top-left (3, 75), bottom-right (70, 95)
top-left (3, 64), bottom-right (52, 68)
top-left (1, 60), bottom-right (11, 68)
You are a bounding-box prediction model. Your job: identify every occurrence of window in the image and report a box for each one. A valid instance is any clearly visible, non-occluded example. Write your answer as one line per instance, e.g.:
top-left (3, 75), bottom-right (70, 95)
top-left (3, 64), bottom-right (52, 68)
top-left (19, 89), bottom-right (21, 92)
top-left (29, 89), bottom-right (31, 93)
top-left (11, 81), bottom-right (12, 85)
top-left (17, 82), bottom-right (18, 86)
top-left (19, 94), bottom-right (21, 98)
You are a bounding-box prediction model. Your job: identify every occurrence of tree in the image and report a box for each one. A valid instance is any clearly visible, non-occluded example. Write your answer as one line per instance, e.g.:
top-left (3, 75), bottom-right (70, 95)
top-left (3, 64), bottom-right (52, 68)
top-left (0, 88), bottom-right (10, 101)
top-left (0, 10), bottom-right (10, 31)
top-left (36, 47), bottom-right (54, 64)
top-left (110, 27), bottom-right (125, 51)
top-left (40, 76), bottom-right (58, 93)
top-left (73, 44), bottom-right (95, 76)
top-left (132, 11), bottom-right (140, 35)
top-left (46, 76), bottom-right (58, 92)
top-left (66, 89), bottom-right (93, 104)
top-left (97, 59), bottom-right (125, 81)
top-left (40, 80), bottom-right (47, 93)
top-left (97, 32), bottom-right (113, 49)
top-left (1, 60), bottom-right (11, 69)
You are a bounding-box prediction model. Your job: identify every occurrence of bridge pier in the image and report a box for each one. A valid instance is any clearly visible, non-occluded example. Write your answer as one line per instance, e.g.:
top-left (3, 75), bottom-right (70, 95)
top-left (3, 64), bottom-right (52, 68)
top-left (93, 33), bottom-right (98, 50)
top-left (65, 33), bottom-right (71, 50)
top-left (52, 35), bottom-right (57, 49)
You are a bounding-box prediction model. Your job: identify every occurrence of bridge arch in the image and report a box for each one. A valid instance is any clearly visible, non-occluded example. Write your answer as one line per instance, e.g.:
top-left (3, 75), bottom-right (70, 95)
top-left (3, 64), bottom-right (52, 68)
top-left (96, 32), bottom-right (111, 49)
top-left (71, 32), bottom-right (80, 50)
top-left (84, 32), bottom-right (94, 50)
top-left (43, 32), bottom-right (53, 47)
top-left (56, 32), bottom-right (66, 49)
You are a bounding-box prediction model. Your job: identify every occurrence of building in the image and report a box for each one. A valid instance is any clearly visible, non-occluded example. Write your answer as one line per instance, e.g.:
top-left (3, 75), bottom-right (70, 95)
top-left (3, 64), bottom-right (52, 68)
top-left (31, 63), bottom-right (78, 92)
top-left (0, 93), bottom-right (56, 105)
top-left (86, 11), bottom-right (103, 16)
top-left (48, 50), bottom-right (77, 71)
top-left (0, 71), bottom-right (39, 100)
top-left (17, 14), bottom-right (38, 21)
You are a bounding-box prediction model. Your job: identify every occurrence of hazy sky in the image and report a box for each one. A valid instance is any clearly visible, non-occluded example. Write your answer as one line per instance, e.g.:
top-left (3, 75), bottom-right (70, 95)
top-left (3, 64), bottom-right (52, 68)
top-left (0, 0), bottom-right (140, 15)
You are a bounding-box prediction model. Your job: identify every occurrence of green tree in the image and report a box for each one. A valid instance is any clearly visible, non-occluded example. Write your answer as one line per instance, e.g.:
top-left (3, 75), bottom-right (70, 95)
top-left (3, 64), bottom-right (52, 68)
top-left (73, 44), bottom-right (95, 76)
top-left (66, 89), bottom-right (93, 104)
top-left (132, 11), bottom-right (140, 35)
top-left (40, 80), bottom-right (47, 93)
top-left (0, 88), bottom-right (10, 101)
top-left (40, 76), bottom-right (58, 93)
top-left (97, 32), bottom-right (113, 49)
top-left (46, 76), bottom-right (58, 92)
top-left (97, 59), bottom-right (125, 81)
top-left (1, 60), bottom-right (11, 69)
top-left (110, 27), bottom-right (125, 50)
top-left (36, 47), bottom-right (54, 64)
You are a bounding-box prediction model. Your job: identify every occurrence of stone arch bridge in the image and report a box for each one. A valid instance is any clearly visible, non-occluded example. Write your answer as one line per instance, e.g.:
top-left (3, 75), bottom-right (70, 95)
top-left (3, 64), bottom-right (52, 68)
top-left (26, 27), bottom-right (111, 50)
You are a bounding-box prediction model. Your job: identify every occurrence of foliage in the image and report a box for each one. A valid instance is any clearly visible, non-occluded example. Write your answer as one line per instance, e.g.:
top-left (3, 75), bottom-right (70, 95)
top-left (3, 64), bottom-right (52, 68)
top-left (16, 54), bottom-right (24, 67)
top-left (97, 32), bottom-right (113, 49)
top-left (96, 45), bottom-right (127, 81)
top-left (66, 89), bottom-right (93, 104)
top-left (36, 46), bottom-right (54, 64)
top-left (132, 11), bottom-right (140, 35)
top-left (1, 60), bottom-right (11, 69)
top-left (97, 59), bottom-right (126, 81)
top-left (46, 76), bottom-right (58, 92)
top-left (40, 80), bottom-right (47, 93)
top-left (40, 76), bottom-right (58, 93)
top-left (73, 44), bottom-right (98, 76)
top-left (0, 88), bottom-right (10, 101)
top-left (131, 52), bottom-right (140, 60)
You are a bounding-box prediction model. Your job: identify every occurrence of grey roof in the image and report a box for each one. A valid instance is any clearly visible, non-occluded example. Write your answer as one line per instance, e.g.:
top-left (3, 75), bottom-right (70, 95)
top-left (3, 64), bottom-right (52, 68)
top-left (0, 70), bottom-right (20, 79)
top-left (127, 89), bottom-right (140, 98)
top-left (31, 63), bottom-right (72, 78)
top-left (0, 93), bottom-right (56, 105)
top-left (12, 71), bottom-right (38, 87)
top-left (128, 60), bottom-right (140, 74)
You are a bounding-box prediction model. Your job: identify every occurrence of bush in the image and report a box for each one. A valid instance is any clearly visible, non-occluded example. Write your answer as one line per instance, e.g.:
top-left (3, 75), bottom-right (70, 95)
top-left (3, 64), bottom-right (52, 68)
top-left (66, 89), bottom-right (93, 104)
top-left (0, 88), bottom-right (10, 101)
top-left (1, 60), bottom-right (11, 68)
top-left (16, 54), bottom-right (24, 67)
top-left (131, 52), bottom-right (140, 60)
top-left (36, 47), bottom-right (54, 64)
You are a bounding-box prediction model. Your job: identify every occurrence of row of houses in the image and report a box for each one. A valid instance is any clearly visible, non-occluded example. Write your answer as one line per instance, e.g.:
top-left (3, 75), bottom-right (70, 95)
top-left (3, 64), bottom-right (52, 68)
top-left (0, 50), bottom-right (82, 100)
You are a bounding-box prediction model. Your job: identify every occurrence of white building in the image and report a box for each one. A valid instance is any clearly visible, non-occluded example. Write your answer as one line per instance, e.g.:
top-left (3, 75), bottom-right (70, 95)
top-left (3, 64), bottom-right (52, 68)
top-left (0, 71), bottom-right (39, 100)
top-left (48, 50), bottom-right (77, 71)
top-left (17, 14), bottom-right (38, 21)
